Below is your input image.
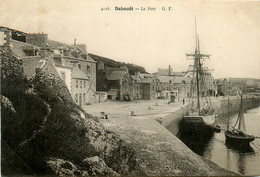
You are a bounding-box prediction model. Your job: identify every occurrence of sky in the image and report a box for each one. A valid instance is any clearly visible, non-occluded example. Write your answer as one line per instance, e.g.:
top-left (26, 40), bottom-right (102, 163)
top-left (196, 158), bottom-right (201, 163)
top-left (1, 0), bottom-right (260, 79)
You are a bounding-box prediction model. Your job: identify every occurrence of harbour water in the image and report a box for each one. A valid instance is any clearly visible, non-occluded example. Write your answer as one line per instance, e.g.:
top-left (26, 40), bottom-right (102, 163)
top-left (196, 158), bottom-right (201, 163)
top-left (178, 106), bottom-right (260, 176)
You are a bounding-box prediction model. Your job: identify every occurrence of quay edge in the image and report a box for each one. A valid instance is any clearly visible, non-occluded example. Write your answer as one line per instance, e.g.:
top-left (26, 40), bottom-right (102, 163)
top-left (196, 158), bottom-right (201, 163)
top-left (163, 96), bottom-right (260, 136)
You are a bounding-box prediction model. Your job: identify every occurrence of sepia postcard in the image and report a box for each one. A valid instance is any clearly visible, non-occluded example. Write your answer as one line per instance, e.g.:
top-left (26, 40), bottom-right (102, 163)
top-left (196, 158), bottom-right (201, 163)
top-left (1, 0), bottom-right (260, 176)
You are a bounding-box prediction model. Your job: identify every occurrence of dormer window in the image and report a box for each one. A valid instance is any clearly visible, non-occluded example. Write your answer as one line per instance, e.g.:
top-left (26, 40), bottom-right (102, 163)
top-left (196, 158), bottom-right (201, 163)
top-left (23, 45), bottom-right (39, 56)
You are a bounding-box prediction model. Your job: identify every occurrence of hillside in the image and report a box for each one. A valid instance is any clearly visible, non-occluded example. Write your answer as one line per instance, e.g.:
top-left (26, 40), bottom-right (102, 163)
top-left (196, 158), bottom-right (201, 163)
top-left (1, 50), bottom-right (144, 176)
top-left (228, 78), bottom-right (260, 83)
top-left (89, 53), bottom-right (147, 75)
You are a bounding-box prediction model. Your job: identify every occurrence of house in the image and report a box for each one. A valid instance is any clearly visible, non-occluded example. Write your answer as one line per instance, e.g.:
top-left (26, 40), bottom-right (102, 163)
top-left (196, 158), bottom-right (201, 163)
top-left (0, 26), bottom-right (97, 106)
top-left (155, 65), bottom-right (186, 77)
top-left (156, 75), bottom-right (192, 102)
top-left (157, 65), bottom-right (173, 76)
top-left (96, 64), bottom-right (134, 101)
top-left (186, 65), bottom-right (216, 97)
top-left (132, 73), bottom-right (158, 100)
top-left (216, 78), bottom-right (233, 96)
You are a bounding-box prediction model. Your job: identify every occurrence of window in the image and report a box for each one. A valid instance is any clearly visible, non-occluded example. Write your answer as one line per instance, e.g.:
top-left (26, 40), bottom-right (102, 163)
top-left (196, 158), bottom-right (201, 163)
top-left (78, 64), bottom-right (81, 70)
top-left (87, 65), bottom-right (90, 74)
top-left (80, 81), bottom-right (82, 88)
top-left (84, 81), bottom-right (86, 88)
top-left (75, 94), bottom-right (78, 102)
top-left (83, 94), bottom-right (86, 105)
top-left (79, 94), bottom-right (82, 106)
top-left (76, 80), bottom-right (78, 88)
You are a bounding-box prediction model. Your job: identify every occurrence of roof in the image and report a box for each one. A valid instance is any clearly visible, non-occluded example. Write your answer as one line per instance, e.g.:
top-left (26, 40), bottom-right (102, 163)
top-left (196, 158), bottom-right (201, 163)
top-left (157, 76), bottom-right (174, 83)
top-left (157, 76), bottom-right (192, 84)
top-left (138, 73), bottom-right (154, 79)
top-left (157, 68), bottom-right (173, 75)
top-left (137, 77), bottom-right (154, 84)
top-left (10, 39), bottom-right (39, 58)
top-left (131, 73), bottom-right (155, 83)
top-left (218, 78), bottom-right (231, 85)
top-left (48, 39), bottom-right (96, 63)
top-left (107, 89), bottom-right (118, 95)
top-left (71, 66), bottom-right (89, 80)
top-left (171, 76), bottom-right (192, 84)
top-left (47, 39), bottom-right (73, 49)
top-left (0, 26), bottom-right (27, 35)
top-left (171, 72), bottom-right (186, 76)
top-left (130, 75), bottom-right (141, 81)
top-left (87, 55), bottom-right (96, 63)
top-left (107, 71), bottom-right (126, 80)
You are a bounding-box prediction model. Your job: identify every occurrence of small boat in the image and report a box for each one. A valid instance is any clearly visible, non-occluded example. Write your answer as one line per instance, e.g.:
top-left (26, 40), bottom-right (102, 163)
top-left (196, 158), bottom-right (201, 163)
top-left (225, 95), bottom-right (255, 146)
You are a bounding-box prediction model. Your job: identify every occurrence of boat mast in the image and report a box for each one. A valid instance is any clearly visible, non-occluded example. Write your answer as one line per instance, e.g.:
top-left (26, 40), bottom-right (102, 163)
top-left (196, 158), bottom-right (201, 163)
top-left (186, 17), bottom-right (211, 112)
top-left (195, 18), bottom-right (200, 112)
top-left (227, 98), bottom-right (230, 130)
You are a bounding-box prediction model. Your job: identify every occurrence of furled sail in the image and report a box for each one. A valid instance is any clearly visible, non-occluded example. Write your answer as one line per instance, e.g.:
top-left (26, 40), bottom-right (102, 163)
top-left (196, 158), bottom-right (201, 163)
top-left (233, 95), bottom-right (247, 133)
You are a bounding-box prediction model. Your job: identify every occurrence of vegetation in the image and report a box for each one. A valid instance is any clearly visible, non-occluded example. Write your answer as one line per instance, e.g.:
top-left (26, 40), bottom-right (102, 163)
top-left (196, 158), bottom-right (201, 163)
top-left (90, 53), bottom-right (147, 75)
top-left (1, 50), bottom-right (143, 176)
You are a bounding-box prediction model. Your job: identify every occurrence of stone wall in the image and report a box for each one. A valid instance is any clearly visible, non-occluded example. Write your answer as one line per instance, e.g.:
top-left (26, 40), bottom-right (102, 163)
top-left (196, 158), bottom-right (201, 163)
top-left (26, 34), bottom-right (48, 47)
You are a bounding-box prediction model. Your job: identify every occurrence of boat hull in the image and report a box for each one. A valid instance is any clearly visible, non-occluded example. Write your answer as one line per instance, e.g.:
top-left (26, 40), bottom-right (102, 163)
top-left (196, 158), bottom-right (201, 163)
top-left (225, 131), bottom-right (255, 146)
top-left (180, 114), bottom-right (215, 135)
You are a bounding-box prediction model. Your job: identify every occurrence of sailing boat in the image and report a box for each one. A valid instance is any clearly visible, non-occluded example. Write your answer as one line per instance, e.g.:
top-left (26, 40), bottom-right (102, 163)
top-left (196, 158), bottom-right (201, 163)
top-left (225, 94), bottom-right (255, 146)
top-left (181, 19), bottom-right (216, 134)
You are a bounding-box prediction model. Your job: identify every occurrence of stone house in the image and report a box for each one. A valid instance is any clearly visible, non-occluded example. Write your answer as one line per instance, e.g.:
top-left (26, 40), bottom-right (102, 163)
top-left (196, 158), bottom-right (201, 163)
top-left (132, 73), bottom-right (158, 100)
top-left (25, 33), bottom-right (97, 105)
top-left (217, 78), bottom-right (233, 96)
top-left (186, 66), bottom-right (216, 97)
top-left (156, 75), bottom-right (192, 102)
top-left (96, 65), bottom-right (134, 101)
top-left (0, 26), bottom-right (97, 106)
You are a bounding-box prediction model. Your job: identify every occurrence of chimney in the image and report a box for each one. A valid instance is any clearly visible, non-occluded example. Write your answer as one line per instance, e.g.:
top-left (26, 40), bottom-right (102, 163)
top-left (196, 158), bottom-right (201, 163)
top-left (74, 38), bottom-right (77, 46)
top-left (169, 65), bottom-right (171, 76)
top-left (0, 27), bottom-right (12, 48)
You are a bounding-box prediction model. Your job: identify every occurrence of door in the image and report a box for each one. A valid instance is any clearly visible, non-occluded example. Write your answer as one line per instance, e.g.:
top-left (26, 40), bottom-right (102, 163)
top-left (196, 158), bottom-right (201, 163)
top-left (171, 95), bottom-right (175, 102)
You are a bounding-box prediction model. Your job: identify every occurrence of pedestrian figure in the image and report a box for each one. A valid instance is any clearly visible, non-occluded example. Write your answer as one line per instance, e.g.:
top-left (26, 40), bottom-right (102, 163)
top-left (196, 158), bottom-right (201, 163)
top-left (183, 98), bottom-right (185, 105)
top-left (105, 114), bottom-right (108, 119)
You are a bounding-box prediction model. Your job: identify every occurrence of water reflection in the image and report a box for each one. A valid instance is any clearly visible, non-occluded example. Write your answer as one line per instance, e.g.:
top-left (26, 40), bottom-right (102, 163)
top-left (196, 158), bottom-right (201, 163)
top-left (178, 106), bottom-right (260, 176)
top-left (225, 142), bottom-right (254, 175)
top-left (178, 131), bottom-right (214, 156)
